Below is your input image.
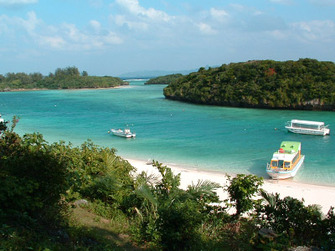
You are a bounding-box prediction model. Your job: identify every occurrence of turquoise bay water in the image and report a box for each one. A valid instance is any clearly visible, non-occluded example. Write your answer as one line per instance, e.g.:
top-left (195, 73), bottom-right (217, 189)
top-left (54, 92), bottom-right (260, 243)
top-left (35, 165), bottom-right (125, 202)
top-left (1, 80), bottom-right (334, 186)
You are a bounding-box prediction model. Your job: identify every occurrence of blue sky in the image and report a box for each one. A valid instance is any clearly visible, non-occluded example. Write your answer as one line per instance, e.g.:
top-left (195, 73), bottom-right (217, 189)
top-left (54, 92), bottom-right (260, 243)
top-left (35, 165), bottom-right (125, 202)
top-left (1, 0), bottom-right (335, 76)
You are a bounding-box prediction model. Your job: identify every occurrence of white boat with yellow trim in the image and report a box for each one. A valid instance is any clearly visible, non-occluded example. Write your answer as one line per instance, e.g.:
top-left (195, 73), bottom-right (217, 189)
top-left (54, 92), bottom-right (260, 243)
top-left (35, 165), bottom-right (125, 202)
top-left (266, 141), bottom-right (305, 180)
top-left (109, 128), bottom-right (136, 138)
top-left (285, 119), bottom-right (330, 136)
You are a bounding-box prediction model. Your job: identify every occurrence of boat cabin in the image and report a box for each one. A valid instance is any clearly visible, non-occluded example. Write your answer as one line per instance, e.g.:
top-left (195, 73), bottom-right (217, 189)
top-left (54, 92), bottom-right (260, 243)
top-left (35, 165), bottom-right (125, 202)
top-left (288, 119), bottom-right (325, 130)
top-left (269, 141), bottom-right (301, 170)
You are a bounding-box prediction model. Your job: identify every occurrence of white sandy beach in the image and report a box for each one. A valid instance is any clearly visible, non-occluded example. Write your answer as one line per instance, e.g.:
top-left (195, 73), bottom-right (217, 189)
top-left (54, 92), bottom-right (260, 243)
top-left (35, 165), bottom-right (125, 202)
top-left (126, 158), bottom-right (335, 215)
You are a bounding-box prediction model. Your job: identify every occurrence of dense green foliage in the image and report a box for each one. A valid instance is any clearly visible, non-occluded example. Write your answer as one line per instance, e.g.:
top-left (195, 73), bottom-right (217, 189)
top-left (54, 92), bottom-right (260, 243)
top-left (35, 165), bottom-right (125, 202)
top-left (0, 66), bottom-right (127, 91)
top-left (145, 73), bottom-right (183, 85)
top-left (0, 118), bottom-right (136, 250)
top-left (1, 118), bottom-right (335, 250)
top-left (226, 174), bottom-right (264, 217)
top-left (127, 161), bottom-right (221, 250)
top-left (255, 191), bottom-right (335, 249)
top-left (164, 58), bottom-right (335, 110)
top-left (0, 120), bottom-right (8, 133)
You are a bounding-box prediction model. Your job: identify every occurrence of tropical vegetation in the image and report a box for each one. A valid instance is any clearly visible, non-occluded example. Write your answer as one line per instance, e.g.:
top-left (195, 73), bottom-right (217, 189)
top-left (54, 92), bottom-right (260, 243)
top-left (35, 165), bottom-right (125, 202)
top-left (163, 58), bottom-right (335, 111)
top-left (1, 118), bottom-right (335, 250)
top-left (0, 66), bottom-right (127, 91)
top-left (145, 73), bottom-right (183, 85)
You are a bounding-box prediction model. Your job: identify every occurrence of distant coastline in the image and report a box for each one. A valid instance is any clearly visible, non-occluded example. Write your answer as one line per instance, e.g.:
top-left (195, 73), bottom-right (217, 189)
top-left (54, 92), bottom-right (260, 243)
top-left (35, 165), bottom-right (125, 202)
top-left (0, 85), bottom-right (128, 93)
top-left (0, 66), bottom-right (127, 92)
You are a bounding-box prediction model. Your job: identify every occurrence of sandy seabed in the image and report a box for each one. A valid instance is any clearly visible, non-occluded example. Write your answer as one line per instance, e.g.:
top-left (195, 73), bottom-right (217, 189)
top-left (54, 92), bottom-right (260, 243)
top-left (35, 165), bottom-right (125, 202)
top-left (126, 158), bottom-right (335, 215)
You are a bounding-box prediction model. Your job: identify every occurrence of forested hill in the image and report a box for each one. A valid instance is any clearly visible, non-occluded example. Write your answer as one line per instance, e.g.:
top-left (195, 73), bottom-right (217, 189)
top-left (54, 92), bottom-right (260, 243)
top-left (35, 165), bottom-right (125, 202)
top-left (145, 73), bottom-right (183, 85)
top-left (163, 59), bottom-right (335, 111)
top-left (0, 66), bottom-right (127, 91)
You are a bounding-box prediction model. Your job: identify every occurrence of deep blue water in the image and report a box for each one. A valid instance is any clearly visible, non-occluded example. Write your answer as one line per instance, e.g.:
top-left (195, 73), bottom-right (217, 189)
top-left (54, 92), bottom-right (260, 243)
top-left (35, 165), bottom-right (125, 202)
top-left (1, 80), bottom-right (334, 186)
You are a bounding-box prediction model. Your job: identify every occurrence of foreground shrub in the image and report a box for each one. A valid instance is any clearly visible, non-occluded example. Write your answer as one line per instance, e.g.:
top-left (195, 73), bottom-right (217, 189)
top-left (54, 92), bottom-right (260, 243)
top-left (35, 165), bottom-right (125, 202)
top-left (256, 190), bottom-right (335, 249)
top-left (0, 131), bottom-right (69, 228)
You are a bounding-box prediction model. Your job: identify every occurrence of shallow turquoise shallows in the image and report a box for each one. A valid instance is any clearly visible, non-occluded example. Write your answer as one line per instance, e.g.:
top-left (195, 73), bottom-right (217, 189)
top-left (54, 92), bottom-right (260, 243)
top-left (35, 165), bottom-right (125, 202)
top-left (1, 80), bottom-right (334, 186)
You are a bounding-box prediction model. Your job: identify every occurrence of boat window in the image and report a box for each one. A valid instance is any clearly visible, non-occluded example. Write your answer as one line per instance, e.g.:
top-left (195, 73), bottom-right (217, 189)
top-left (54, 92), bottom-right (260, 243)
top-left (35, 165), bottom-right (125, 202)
top-left (271, 160), bottom-right (278, 167)
top-left (284, 162), bottom-right (291, 168)
top-left (292, 123), bottom-right (319, 130)
top-left (273, 160), bottom-right (284, 168)
top-left (279, 160), bottom-right (284, 168)
top-left (292, 154), bottom-right (299, 164)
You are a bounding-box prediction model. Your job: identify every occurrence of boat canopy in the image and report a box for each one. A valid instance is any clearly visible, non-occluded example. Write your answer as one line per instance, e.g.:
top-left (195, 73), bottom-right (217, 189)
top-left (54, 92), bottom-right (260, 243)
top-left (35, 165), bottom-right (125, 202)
top-left (290, 119), bottom-right (325, 127)
top-left (279, 141), bottom-right (301, 153)
top-left (271, 141), bottom-right (301, 162)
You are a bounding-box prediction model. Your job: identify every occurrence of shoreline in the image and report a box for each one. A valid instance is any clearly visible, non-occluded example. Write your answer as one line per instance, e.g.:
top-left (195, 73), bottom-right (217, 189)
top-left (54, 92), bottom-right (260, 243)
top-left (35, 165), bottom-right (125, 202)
top-left (126, 157), bottom-right (335, 215)
top-left (0, 85), bottom-right (130, 93)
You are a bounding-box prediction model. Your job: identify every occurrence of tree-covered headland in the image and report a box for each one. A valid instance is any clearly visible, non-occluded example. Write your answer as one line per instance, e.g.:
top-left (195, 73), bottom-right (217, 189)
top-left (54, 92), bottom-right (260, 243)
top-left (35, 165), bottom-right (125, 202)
top-left (0, 66), bottom-right (127, 91)
top-left (1, 118), bottom-right (335, 250)
top-left (164, 58), bottom-right (335, 111)
top-left (145, 73), bottom-right (183, 85)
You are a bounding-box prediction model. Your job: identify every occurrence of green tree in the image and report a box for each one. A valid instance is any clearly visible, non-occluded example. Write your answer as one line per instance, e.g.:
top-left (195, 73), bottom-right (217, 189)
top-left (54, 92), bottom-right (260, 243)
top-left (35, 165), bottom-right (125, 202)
top-left (129, 161), bottom-right (221, 250)
top-left (0, 126), bottom-right (69, 228)
top-left (256, 190), bottom-right (327, 248)
top-left (225, 174), bottom-right (263, 218)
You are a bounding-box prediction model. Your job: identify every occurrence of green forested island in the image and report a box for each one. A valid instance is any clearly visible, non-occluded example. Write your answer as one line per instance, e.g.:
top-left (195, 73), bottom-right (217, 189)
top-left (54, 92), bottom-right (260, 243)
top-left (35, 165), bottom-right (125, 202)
top-left (145, 73), bottom-right (183, 85)
top-left (163, 59), bottom-right (335, 111)
top-left (0, 66), bottom-right (127, 91)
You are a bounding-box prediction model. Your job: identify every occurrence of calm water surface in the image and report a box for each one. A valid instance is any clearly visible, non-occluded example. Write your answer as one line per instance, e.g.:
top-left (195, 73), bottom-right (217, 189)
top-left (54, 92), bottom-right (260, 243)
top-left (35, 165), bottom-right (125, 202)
top-left (1, 80), bottom-right (334, 186)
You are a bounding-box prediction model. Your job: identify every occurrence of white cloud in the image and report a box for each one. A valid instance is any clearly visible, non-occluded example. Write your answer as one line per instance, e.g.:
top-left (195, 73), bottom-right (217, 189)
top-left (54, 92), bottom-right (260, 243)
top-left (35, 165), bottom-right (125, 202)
top-left (113, 14), bottom-right (148, 31)
top-left (90, 20), bottom-right (101, 31)
top-left (309, 0), bottom-right (335, 6)
top-left (0, 11), bottom-right (123, 51)
top-left (291, 20), bottom-right (335, 42)
top-left (210, 8), bottom-right (229, 22)
top-left (0, 0), bottom-right (38, 7)
top-left (0, 0), bottom-right (37, 3)
top-left (197, 22), bottom-right (217, 35)
top-left (19, 11), bottom-right (40, 33)
top-left (270, 0), bottom-right (293, 4)
top-left (40, 36), bottom-right (66, 49)
top-left (47, 23), bottom-right (123, 50)
top-left (115, 0), bottom-right (172, 22)
top-left (0, 15), bottom-right (10, 34)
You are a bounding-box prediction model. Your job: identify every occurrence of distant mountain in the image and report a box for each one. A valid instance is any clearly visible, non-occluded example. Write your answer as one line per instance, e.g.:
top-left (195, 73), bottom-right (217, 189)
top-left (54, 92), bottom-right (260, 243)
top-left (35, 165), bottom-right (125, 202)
top-left (117, 69), bottom-right (197, 79)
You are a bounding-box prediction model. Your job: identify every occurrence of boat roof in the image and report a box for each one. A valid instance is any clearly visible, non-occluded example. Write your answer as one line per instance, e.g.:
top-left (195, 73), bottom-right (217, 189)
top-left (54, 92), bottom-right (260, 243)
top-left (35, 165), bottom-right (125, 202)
top-left (271, 141), bottom-right (301, 161)
top-left (291, 119), bottom-right (324, 126)
top-left (279, 141), bottom-right (301, 153)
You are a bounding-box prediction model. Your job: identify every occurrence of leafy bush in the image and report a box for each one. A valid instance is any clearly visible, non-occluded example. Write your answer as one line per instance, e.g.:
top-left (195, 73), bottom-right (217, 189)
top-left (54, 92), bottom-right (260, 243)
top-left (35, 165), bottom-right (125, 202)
top-left (128, 161), bottom-right (221, 250)
top-left (225, 174), bottom-right (263, 217)
top-left (0, 131), bottom-right (69, 228)
top-left (256, 191), bottom-right (335, 249)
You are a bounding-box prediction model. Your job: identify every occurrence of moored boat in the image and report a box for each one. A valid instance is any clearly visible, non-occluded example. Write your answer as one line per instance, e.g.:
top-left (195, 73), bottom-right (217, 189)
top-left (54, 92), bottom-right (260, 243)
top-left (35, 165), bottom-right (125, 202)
top-left (285, 119), bottom-right (330, 136)
top-left (266, 141), bottom-right (305, 180)
top-left (109, 128), bottom-right (136, 138)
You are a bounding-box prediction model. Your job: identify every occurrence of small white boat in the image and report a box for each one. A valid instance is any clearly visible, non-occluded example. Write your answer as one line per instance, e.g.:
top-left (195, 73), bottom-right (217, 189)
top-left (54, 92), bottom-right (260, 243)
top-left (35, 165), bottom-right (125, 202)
top-left (266, 141), bottom-right (305, 180)
top-left (109, 128), bottom-right (136, 138)
top-left (285, 119), bottom-right (330, 136)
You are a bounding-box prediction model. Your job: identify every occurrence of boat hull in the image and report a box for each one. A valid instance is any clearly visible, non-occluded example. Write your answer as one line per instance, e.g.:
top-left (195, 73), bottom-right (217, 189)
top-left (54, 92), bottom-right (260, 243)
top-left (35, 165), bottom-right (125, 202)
top-left (286, 126), bottom-right (330, 136)
top-left (113, 132), bottom-right (136, 138)
top-left (266, 155), bottom-right (305, 180)
top-left (110, 129), bottom-right (136, 138)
